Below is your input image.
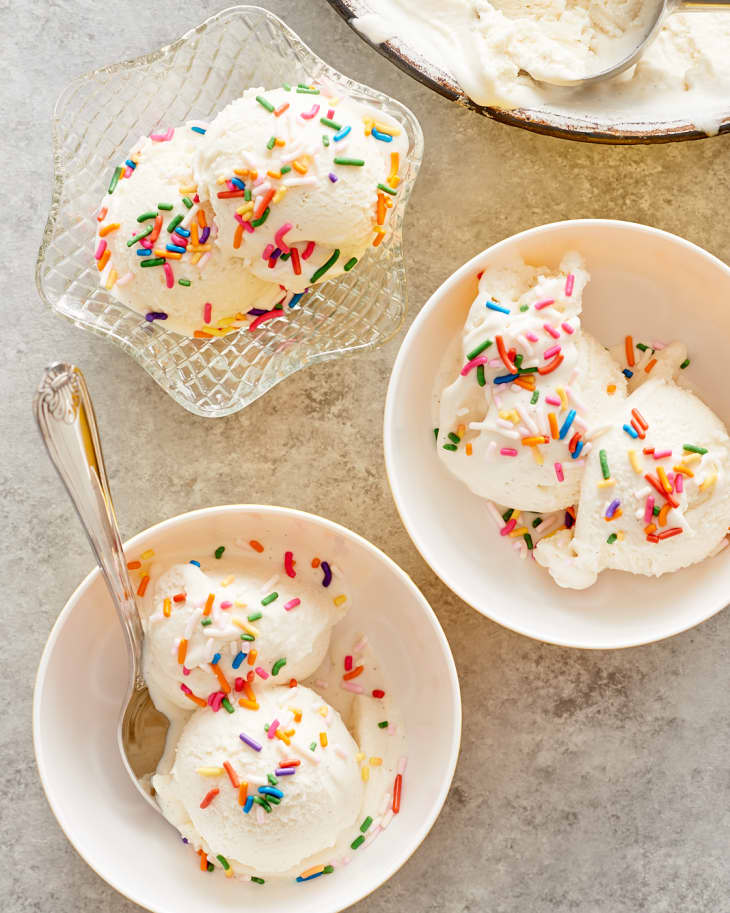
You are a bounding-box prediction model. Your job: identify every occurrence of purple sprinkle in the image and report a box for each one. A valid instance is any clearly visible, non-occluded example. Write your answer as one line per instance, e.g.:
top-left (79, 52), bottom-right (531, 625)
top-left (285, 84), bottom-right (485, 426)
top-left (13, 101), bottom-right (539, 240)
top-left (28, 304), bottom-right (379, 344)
top-left (247, 308), bottom-right (268, 316)
top-left (329, 172), bottom-right (338, 183)
top-left (275, 767), bottom-right (296, 776)
top-left (321, 561), bottom-right (332, 588)
top-left (182, 837), bottom-right (189, 844)
top-left (199, 226), bottom-right (210, 244)
top-left (145, 311), bottom-right (168, 322)
top-left (269, 247), bottom-right (282, 262)
top-left (605, 498), bottom-right (621, 519)
top-left (239, 732), bottom-right (262, 752)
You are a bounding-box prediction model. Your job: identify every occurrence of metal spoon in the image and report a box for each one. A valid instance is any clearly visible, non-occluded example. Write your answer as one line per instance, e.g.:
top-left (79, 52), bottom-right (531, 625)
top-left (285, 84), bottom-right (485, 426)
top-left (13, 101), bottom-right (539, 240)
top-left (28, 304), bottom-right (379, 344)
top-left (534, 0), bottom-right (730, 88)
top-left (34, 362), bottom-right (168, 812)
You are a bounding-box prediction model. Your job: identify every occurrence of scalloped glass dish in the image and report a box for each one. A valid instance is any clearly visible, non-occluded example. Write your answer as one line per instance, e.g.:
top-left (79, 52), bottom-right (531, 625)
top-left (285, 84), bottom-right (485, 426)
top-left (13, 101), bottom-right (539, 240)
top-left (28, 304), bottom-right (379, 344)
top-left (37, 5), bottom-right (423, 417)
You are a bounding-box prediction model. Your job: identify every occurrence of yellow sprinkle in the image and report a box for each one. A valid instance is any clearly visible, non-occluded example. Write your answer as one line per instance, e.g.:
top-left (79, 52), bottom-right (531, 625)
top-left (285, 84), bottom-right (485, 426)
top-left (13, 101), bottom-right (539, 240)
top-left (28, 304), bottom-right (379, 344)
top-left (542, 525), bottom-right (567, 540)
top-left (196, 767), bottom-right (224, 777)
top-left (700, 472), bottom-right (718, 492)
top-left (509, 526), bottom-right (529, 537)
top-left (163, 597), bottom-right (171, 618)
top-left (221, 575), bottom-right (235, 586)
top-left (104, 269), bottom-right (117, 290)
top-left (216, 175), bottom-right (227, 184)
top-left (361, 766), bottom-right (370, 782)
top-left (369, 757), bottom-right (383, 766)
top-left (273, 188), bottom-right (288, 204)
top-left (190, 252), bottom-right (202, 265)
top-left (371, 119), bottom-right (401, 137)
top-left (499, 410), bottom-right (519, 423)
top-left (225, 868), bottom-right (234, 879)
top-left (556, 387), bottom-right (568, 410)
top-left (233, 168), bottom-right (250, 177)
top-left (673, 463), bottom-right (694, 478)
top-left (355, 752), bottom-right (365, 762)
top-left (628, 450), bottom-right (643, 474)
top-left (319, 732), bottom-right (328, 748)
top-left (178, 185), bottom-right (197, 193)
top-left (617, 531), bottom-right (625, 541)
top-left (456, 423), bottom-right (466, 438)
top-left (140, 549), bottom-right (154, 560)
top-left (682, 452), bottom-right (702, 465)
top-left (284, 728), bottom-right (295, 737)
top-left (511, 510), bottom-right (521, 522)
top-left (232, 618), bottom-right (259, 638)
top-left (597, 478), bottom-right (616, 488)
top-left (234, 600), bottom-right (247, 608)
top-left (318, 706), bottom-right (329, 717)
top-left (530, 445), bottom-right (544, 466)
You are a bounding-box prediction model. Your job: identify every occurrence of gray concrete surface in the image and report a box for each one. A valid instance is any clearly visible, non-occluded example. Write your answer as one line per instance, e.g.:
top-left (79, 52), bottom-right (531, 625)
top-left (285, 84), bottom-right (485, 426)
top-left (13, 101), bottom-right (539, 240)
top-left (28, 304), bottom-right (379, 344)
top-left (2, 1), bottom-right (729, 911)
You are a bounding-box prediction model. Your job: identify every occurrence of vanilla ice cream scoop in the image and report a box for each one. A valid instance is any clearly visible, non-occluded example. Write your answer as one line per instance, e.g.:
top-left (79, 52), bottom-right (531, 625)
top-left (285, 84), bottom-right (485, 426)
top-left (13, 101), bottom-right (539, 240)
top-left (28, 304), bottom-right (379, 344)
top-left (152, 684), bottom-right (364, 876)
top-left (435, 252), bottom-right (626, 512)
top-left (141, 554), bottom-right (349, 716)
top-left (535, 378), bottom-right (730, 588)
top-left (194, 85), bottom-right (406, 293)
top-left (95, 125), bottom-right (281, 336)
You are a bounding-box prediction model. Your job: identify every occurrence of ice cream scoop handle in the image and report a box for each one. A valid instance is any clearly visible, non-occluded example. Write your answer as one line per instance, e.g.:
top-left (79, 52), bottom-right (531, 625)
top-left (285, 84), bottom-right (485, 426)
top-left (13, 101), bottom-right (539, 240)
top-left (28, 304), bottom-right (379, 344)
top-left (33, 362), bottom-right (144, 680)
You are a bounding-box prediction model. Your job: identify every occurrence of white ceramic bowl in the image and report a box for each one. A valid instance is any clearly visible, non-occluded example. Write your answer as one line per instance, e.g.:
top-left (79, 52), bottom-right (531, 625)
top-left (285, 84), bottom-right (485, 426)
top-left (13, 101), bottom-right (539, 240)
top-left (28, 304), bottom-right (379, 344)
top-left (34, 505), bottom-right (460, 913)
top-left (384, 220), bottom-right (730, 649)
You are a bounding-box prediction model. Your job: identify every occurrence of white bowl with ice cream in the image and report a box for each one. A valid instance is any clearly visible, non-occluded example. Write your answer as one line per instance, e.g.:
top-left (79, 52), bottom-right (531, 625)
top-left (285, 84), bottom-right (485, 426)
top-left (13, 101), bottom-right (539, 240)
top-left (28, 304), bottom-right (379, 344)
top-left (384, 220), bottom-right (730, 648)
top-left (34, 505), bottom-right (460, 913)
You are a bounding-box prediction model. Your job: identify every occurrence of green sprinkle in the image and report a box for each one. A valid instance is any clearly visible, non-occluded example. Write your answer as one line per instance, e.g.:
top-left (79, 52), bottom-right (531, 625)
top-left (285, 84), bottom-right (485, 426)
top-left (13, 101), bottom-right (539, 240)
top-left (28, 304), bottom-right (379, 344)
top-left (530, 391), bottom-right (539, 404)
top-left (214, 545), bottom-right (225, 559)
top-left (126, 224), bottom-right (155, 246)
top-left (636, 342), bottom-right (649, 352)
top-left (323, 865), bottom-right (334, 874)
top-left (178, 278), bottom-right (191, 287)
top-left (280, 252), bottom-right (290, 261)
top-left (108, 165), bottom-right (122, 194)
top-left (207, 862), bottom-right (215, 872)
top-left (320, 117), bottom-right (342, 130)
top-left (333, 157), bottom-right (365, 166)
top-left (266, 136), bottom-right (276, 150)
top-left (296, 86), bottom-right (320, 94)
top-left (221, 697), bottom-right (234, 714)
top-left (532, 517), bottom-right (543, 528)
top-left (282, 83), bottom-right (291, 91)
top-left (248, 611), bottom-right (263, 622)
top-left (360, 816), bottom-right (373, 833)
top-left (267, 773), bottom-right (278, 786)
top-left (252, 796), bottom-right (272, 813)
top-left (216, 855), bottom-right (230, 871)
top-left (201, 618), bottom-right (212, 627)
top-left (466, 338), bottom-right (492, 361)
top-left (447, 432), bottom-right (461, 444)
top-left (244, 188), bottom-right (252, 201)
top-left (343, 257), bottom-right (358, 271)
top-left (514, 354), bottom-right (523, 369)
top-left (157, 202), bottom-right (174, 210)
top-left (310, 742), bottom-right (317, 751)
top-left (377, 182), bottom-right (397, 196)
top-left (680, 358), bottom-right (690, 369)
top-left (433, 427), bottom-right (439, 440)
top-left (519, 304), bottom-right (529, 312)
top-left (377, 720), bottom-right (389, 729)
top-left (261, 592), bottom-right (278, 606)
top-left (476, 364), bottom-right (486, 387)
top-left (251, 876), bottom-right (265, 884)
top-left (502, 508), bottom-right (514, 522)
top-left (271, 658), bottom-right (287, 676)
top-left (167, 214), bottom-right (183, 233)
top-left (607, 533), bottom-right (618, 544)
top-left (266, 794), bottom-right (281, 805)
top-left (683, 444), bottom-right (707, 454)
top-left (653, 505), bottom-right (660, 516)
top-left (181, 196), bottom-right (193, 209)
top-left (264, 723), bottom-right (269, 731)
top-left (256, 95), bottom-right (275, 112)
top-left (251, 207), bottom-right (270, 227)
top-left (351, 835), bottom-right (365, 850)
top-left (442, 443), bottom-right (458, 452)
top-left (140, 257), bottom-right (166, 268)
top-left (524, 533), bottom-right (534, 550)
top-left (137, 211), bottom-right (157, 222)
top-left (240, 633), bottom-right (255, 641)
top-left (322, 135), bottom-right (330, 147)
top-left (309, 248), bottom-right (340, 283)
top-left (599, 449), bottom-right (611, 480)
top-left (280, 165), bottom-right (292, 174)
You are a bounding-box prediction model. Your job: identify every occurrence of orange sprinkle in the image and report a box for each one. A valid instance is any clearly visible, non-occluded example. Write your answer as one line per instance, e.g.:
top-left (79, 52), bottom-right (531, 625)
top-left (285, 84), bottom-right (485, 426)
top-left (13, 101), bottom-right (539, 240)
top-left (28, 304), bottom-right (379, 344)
top-left (98, 222), bottom-right (120, 237)
top-left (238, 698), bottom-right (259, 710)
top-left (291, 159), bottom-right (308, 175)
top-left (372, 230), bottom-right (385, 247)
top-left (465, 442), bottom-right (473, 456)
top-left (184, 690), bottom-right (207, 708)
top-left (343, 665), bottom-right (364, 681)
top-left (203, 593), bottom-right (215, 616)
top-left (674, 463), bottom-right (694, 478)
top-left (194, 330), bottom-right (213, 338)
top-left (645, 358), bottom-right (657, 374)
top-left (233, 223), bottom-right (244, 250)
top-left (210, 662), bottom-right (231, 694)
top-left (199, 850), bottom-right (208, 871)
top-left (289, 678), bottom-right (298, 688)
top-left (247, 649), bottom-right (258, 667)
top-left (607, 383), bottom-right (616, 395)
top-left (311, 558), bottom-right (321, 568)
top-left (274, 102), bottom-right (290, 118)
top-left (154, 248), bottom-right (182, 260)
top-left (238, 783), bottom-right (248, 805)
top-left (657, 504), bottom-right (670, 527)
top-left (137, 575), bottom-right (150, 597)
top-left (645, 523), bottom-right (657, 535)
top-left (657, 465), bottom-right (673, 493)
top-left (548, 413), bottom-right (559, 439)
top-left (387, 152), bottom-right (400, 188)
top-left (126, 560), bottom-right (141, 570)
top-left (163, 597), bottom-right (171, 618)
top-left (319, 732), bottom-right (328, 748)
top-left (605, 509), bottom-right (623, 521)
top-left (376, 192), bottom-right (387, 226)
top-left (292, 709), bottom-right (302, 723)
top-left (223, 761), bottom-right (239, 788)
top-left (299, 865), bottom-right (325, 880)
top-left (254, 188), bottom-right (275, 219)
top-left (513, 376), bottom-right (535, 391)
top-left (191, 221), bottom-right (199, 245)
top-left (249, 539), bottom-right (264, 553)
top-left (274, 138), bottom-right (285, 147)
top-left (97, 206), bottom-right (108, 222)
top-left (631, 408), bottom-right (648, 430)
top-left (267, 170), bottom-right (282, 179)
top-left (197, 209), bottom-right (206, 227)
top-left (199, 787), bottom-right (219, 809)
top-left (97, 248), bottom-right (111, 271)
top-left (177, 638), bottom-right (188, 665)
top-left (275, 729), bottom-right (291, 746)
top-left (522, 435), bottom-right (548, 447)
top-left (625, 335), bottom-right (635, 367)
top-left (173, 593), bottom-right (186, 603)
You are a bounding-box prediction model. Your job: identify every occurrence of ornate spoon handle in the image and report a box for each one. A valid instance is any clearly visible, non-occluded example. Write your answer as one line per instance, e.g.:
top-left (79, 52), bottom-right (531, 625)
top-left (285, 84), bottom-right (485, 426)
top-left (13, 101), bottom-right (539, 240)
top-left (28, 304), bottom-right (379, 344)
top-left (33, 362), bottom-right (144, 683)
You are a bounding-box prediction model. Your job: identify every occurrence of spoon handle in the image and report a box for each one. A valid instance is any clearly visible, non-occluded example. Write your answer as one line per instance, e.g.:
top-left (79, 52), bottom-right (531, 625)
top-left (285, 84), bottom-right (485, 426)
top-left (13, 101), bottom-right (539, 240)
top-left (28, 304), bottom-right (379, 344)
top-left (33, 362), bottom-right (144, 682)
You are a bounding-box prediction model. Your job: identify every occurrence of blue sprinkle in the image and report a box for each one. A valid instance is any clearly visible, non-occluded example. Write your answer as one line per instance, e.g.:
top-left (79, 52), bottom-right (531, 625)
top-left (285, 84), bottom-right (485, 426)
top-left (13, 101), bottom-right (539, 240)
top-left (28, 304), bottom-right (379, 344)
top-left (125, 159), bottom-right (137, 170)
top-left (232, 651), bottom-right (246, 669)
top-left (622, 368), bottom-right (634, 378)
top-left (623, 423), bottom-right (639, 439)
top-left (371, 127), bottom-right (393, 142)
top-left (136, 248), bottom-right (152, 257)
top-left (189, 560), bottom-right (201, 567)
top-left (558, 409), bottom-right (577, 440)
top-left (486, 301), bottom-right (510, 314)
top-left (494, 373), bottom-right (519, 385)
top-left (333, 125), bottom-right (351, 142)
top-left (191, 125), bottom-right (207, 134)
top-left (212, 652), bottom-right (222, 665)
top-left (571, 441), bottom-right (585, 459)
top-left (288, 291), bottom-right (305, 309)
top-left (297, 871), bottom-right (325, 882)
top-left (258, 786), bottom-right (284, 799)
top-left (231, 177), bottom-right (246, 190)
top-left (175, 226), bottom-right (191, 238)
top-left (166, 243), bottom-right (186, 254)
top-left (243, 796), bottom-right (254, 813)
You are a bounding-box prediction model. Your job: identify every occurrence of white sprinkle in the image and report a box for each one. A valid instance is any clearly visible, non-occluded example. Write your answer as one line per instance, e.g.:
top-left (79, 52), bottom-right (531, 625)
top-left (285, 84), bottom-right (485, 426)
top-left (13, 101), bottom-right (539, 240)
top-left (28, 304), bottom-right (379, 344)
top-left (485, 500), bottom-right (503, 529)
top-left (352, 636), bottom-right (368, 654)
top-left (397, 756), bottom-right (408, 774)
top-left (381, 809), bottom-right (394, 830)
top-left (334, 745), bottom-right (347, 759)
top-left (261, 575), bottom-right (279, 593)
top-left (115, 271), bottom-right (134, 287)
top-left (378, 792), bottom-right (392, 816)
top-left (255, 806), bottom-right (264, 825)
top-left (315, 679), bottom-right (329, 689)
top-left (362, 825), bottom-right (382, 848)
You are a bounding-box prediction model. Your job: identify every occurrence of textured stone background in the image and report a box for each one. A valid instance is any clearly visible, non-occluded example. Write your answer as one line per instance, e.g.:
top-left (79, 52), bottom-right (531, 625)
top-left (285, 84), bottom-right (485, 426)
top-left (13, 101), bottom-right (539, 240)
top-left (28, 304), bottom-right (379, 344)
top-left (2, 1), bottom-right (729, 911)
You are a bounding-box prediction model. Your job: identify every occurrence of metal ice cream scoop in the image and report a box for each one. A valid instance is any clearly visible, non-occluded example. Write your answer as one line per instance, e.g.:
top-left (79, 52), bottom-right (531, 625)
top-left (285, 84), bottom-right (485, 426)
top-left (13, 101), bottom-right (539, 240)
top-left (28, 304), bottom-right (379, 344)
top-left (535, 0), bottom-right (730, 88)
top-left (34, 362), bottom-right (168, 813)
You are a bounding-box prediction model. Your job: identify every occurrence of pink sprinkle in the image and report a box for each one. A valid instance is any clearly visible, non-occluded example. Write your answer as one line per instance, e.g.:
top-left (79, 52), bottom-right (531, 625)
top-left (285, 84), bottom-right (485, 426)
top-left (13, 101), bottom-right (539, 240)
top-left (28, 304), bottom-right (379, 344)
top-left (284, 551), bottom-right (296, 578)
top-left (675, 474), bottom-right (684, 494)
top-left (500, 518), bottom-right (517, 536)
top-left (500, 448), bottom-right (518, 457)
top-left (651, 340), bottom-right (666, 350)
top-left (182, 666), bottom-right (190, 676)
top-left (653, 450), bottom-right (672, 460)
top-left (534, 298), bottom-right (554, 310)
top-left (209, 692), bottom-right (224, 712)
top-left (644, 496), bottom-right (655, 523)
top-left (561, 322), bottom-right (575, 335)
top-left (220, 601), bottom-right (232, 609)
top-left (344, 655), bottom-right (353, 672)
top-left (248, 310), bottom-right (281, 331)
top-left (267, 718), bottom-right (280, 738)
top-left (262, 243), bottom-right (275, 260)
top-left (226, 180), bottom-right (236, 192)
top-left (341, 681), bottom-right (364, 694)
top-left (94, 239), bottom-right (107, 260)
top-left (180, 684), bottom-right (192, 695)
top-left (150, 127), bottom-right (174, 142)
top-left (301, 241), bottom-right (315, 260)
top-left (123, 166), bottom-right (133, 179)
top-left (545, 395), bottom-right (562, 406)
top-left (203, 301), bottom-right (212, 324)
top-left (543, 323), bottom-right (560, 339)
top-left (300, 104), bottom-right (320, 120)
top-left (274, 222), bottom-right (293, 253)
top-left (162, 262), bottom-right (174, 288)
top-left (327, 108), bottom-right (335, 118)
top-left (139, 237), bottom-right (153, 249)
top-left (554, 462), bottom-right (564, 482)
top-left (526, 332), bottom-right (539, 342)
top-left (234, 213), bottom-right (254, 232)
top-left (234, 677), bottom-right (245, 692)
top-left (544, 344), bottom-right (561, 360)
top-left (171, 232), bottom-right (188, 247)
top-left (255, 667), bottom-right (270, 680)
top-left (284, 597), bottom-right (301, 611)
top-left (116, 271), bottom-right (134, 287)
top-left (460, 355), bottom-right (490, 376)
top-left (565, 273), bottom-right (575, 296)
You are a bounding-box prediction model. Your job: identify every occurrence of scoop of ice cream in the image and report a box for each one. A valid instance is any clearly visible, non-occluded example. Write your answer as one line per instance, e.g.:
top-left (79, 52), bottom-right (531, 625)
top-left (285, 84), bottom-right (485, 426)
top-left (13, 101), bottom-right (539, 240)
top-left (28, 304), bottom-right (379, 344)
top-left (152, 684), bottom-right (364, 876)
top-left (435, 251), bottom-right (626, 512)
top-left (142, 557), bottom-right (349, 715)
top-left (535, 378), bottom-right (730, 588)
top-left (193, 85), bottom-right (406, 292)
top-left (95, 125), bottom-right (281, 335)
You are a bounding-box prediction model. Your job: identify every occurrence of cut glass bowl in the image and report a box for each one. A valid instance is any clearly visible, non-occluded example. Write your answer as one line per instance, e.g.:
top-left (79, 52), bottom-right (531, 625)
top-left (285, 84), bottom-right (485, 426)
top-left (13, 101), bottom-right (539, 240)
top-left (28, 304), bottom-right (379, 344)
top-left (37, 5), bottom-right (423, 417)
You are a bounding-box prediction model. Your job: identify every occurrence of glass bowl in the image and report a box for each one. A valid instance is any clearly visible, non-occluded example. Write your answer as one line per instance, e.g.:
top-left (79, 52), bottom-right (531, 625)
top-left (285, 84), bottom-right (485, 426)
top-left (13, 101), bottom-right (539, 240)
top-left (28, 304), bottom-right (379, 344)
top-left (37, 5), bottom-right (423, 417)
